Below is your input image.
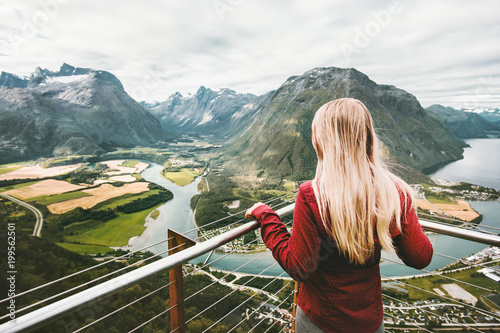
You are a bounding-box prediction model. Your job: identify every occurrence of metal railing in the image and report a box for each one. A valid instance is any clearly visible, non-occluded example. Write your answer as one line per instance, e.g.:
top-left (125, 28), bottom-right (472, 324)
top-left (1, 202), bottom-right (500, 333)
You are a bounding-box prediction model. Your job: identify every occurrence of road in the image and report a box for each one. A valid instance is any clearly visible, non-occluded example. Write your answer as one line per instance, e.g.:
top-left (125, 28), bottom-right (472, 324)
top-left (0, 193), bottom-right (44, 237)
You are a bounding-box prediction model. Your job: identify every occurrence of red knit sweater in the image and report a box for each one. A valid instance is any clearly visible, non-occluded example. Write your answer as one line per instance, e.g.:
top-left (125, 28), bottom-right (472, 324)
top-left (252, 181), bottom-right (433, 333)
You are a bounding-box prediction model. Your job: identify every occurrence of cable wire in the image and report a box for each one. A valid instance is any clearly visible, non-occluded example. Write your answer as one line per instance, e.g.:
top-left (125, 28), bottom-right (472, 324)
top-left (0, 236), bottom-right (176, 305)
top-left (382, 293), bottom-right (485, 333)
top-left (381, 274), bottom-right (500, 319)
top-left (200, 270), bottom-right (288, 332)
top-left (125, 219), bottom-right (293, 333)
top-left (0, 241), bottom-right (188, 321)
top-left (382, 256), bottom-right (497, 294)
top-left (233, 280), bottom-right (294, 333)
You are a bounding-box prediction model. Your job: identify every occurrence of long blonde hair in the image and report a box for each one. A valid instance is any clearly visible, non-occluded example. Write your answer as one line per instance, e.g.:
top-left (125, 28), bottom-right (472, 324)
top-left (311, 98), bottom-right (413, 265)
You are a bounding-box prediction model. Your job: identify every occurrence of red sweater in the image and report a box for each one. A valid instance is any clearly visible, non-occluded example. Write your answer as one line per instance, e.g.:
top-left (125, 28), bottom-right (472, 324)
top-left (252, 181), bottom-right (433, 333)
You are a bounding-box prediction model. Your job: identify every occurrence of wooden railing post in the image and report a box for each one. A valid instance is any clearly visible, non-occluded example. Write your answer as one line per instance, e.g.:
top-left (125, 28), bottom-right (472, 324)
top-left (291, 281), bottom-right (299, 332)
top-left (168, 229), bottom-right (196, 333)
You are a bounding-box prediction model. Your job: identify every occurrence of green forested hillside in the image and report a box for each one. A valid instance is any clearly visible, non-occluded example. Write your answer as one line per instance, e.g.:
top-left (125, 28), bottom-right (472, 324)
top-left (223, 67), bottom-right (466, 183)
top-left (426, 104), bottom-right (500, 138)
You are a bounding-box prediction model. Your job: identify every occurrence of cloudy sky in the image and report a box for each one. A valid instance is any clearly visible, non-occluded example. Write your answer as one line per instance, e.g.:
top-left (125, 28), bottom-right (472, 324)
top-left (0, 0), bottom-right (499, 108)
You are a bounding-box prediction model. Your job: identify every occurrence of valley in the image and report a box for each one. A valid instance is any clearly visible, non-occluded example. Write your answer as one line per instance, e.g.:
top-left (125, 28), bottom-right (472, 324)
top-left (1, 64), bottom-right (500, 331)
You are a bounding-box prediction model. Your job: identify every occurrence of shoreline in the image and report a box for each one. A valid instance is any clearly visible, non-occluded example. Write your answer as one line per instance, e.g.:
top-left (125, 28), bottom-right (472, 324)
top-left (123, 164), bottom-right (207, 251)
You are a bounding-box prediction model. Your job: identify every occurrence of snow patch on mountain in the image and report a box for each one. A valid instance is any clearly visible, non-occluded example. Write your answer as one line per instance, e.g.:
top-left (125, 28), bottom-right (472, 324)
top-left (42, 74), bottom-right (90, 85)
top-left (198, 112), bottom-right (214, 125)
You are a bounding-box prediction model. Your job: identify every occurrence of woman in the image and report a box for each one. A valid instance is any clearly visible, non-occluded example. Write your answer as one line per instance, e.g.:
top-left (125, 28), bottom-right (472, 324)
top-left (246, 98), bottom-right (433, 332)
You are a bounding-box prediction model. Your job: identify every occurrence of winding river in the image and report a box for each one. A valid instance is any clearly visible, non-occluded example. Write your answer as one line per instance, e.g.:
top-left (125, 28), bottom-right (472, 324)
top-left (139, 139), bottom-right (500, 277)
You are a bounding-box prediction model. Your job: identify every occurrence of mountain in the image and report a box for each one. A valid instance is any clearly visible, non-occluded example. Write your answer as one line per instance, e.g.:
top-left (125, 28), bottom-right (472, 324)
top-left (463, 107), bottom-right (500, 127)
top-left (223, 67), bottom-right (467, 182)
top-left (0, 64), bottom-right (170, 163)
top-left (0, 71), bottom-right (29, 88)
top-left (426, 105), bottom-right (500, 138)
top-left (143, 86), bottom-right (258, 139)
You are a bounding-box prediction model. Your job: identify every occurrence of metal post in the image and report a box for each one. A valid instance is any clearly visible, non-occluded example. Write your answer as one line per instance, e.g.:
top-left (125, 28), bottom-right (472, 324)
top-left (168, 229), bottom-right (196, 333)
top-left (291, 281), bottom-right (299, 332)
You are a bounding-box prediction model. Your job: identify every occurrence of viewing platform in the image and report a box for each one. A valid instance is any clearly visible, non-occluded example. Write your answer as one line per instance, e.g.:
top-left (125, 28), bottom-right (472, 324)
top-left (1, 199), bottom-right (500, 332)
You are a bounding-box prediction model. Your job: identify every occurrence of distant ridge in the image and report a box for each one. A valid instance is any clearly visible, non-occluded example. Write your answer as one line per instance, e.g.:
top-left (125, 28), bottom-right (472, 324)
top-left (0, 64), bottom-right (170, 163)
top-left (426, 104), bottom-right (500, 138)
top-left (143, 86), bottom-right (258, 139)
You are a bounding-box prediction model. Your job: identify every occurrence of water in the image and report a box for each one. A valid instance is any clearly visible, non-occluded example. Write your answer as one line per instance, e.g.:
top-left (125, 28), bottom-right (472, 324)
top-left (380, 200), bottom-right (500, 277)
top-left (138, 139), bottom-right (500, 277)
top-left (132, 163), bottom-right (200, 254)
top-left (424, 138), bottom-right (500, 190)
top-left (380, 138), bottom-right (500, 277)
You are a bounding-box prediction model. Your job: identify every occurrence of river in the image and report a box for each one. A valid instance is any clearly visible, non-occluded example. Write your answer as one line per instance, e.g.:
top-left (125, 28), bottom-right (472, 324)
top-left (139, 138), bottom-right (500, 277)
top-left (131, 163), bottom-right (200, 254)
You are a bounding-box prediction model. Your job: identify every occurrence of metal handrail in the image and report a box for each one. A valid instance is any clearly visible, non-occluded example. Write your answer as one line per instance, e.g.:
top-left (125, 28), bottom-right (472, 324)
top-left (419, 219), bottom-right (500, 246)
top-left (2, 202), bottom-right (499, 333)
top-left (0, 205), bottom-right (295, 333)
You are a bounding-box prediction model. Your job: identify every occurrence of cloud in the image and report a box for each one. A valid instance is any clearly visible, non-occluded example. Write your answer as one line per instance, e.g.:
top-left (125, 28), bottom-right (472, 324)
top-left (0, 0), bottom-right (499, 108)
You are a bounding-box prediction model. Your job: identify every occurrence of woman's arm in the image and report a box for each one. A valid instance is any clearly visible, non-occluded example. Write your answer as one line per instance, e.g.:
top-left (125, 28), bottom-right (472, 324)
top-left (247, 188), bottom-right (322, 281)
top-left (393, 196), bottom-right (433, 269)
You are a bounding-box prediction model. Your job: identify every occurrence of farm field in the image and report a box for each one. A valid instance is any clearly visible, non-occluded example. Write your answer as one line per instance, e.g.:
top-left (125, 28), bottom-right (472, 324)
top-left (163, 167), bottom-right (204, 186)
top-left (47, 182), bottom-right (150, 214)
top-left (3, 179), bottom-right (87, 200)
top-left (101, 160), bottom-right (149, 175)
top-left (0, 163), bottom-right (83, 180)
top-left (56, 242), bottom-right (114, 255)
top-left (63, 205), bottom-right (163, 247)
top-left (433, 199), bottom-right (479, 221)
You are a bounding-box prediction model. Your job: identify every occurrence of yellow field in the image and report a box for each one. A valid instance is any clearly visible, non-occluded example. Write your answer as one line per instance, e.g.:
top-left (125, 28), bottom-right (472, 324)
top-left (109, 175), bottom-right (137, 182)
top-left (101, 160), bottom-right (149, 176)
top-left (4, 179), bottom-right (87, 200)
top-left (47, 182), bottom-right (150, 214)
top-left (434, 199), bottom-right (479, 221)
top-left (0, 164), bottom-right (83, 180)
top-left (416, 199), bottom-right (441, 214)
top-left (163, 168), bottom-right (202, 186)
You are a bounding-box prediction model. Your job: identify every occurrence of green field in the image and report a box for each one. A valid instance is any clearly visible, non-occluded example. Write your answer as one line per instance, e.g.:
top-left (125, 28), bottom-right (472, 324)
top-left (36, 191), bottom-right (91, 205)
top-left (94, 189), bottom-right (161, 210)
top-left (163, 168), bottom-right (204, 186)
top-left (56, 242), bottom-right (113, 254)
top-left (402, 266), bottom-right (500, 303)
top-left (280, 180), bottom-right (296, 192)
top-left (0, 166), bottom-right (23, 175)
top-left (150, 209), bottom-right (160, 220)
top-left (425, 193), bottom-right (455, 204)
top-left (120, 160), bottom-right (140, 168)
top-left (64, 204), bottom-right (163, 247)
top-left (0, 180), bottom-right (40, 192)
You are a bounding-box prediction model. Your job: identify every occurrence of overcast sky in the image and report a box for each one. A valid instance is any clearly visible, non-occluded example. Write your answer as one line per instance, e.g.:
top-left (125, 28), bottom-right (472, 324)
top-left (0, 0), bottom-right (499, 109)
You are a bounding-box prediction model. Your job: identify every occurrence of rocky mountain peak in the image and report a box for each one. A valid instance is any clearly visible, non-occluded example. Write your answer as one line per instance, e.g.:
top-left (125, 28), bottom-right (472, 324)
top-left (0, 71), bottom-right (29, 88)
top-left (224, 66), bottom-right (466, 182)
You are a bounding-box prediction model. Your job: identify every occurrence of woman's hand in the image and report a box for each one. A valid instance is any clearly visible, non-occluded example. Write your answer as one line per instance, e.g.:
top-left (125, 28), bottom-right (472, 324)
top-left (245, 202), bottom-right (266, 220)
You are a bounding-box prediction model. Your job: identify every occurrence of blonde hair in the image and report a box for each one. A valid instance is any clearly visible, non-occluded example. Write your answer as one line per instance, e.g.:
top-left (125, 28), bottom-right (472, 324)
top-left (311, 98), bottom-right (413, 265)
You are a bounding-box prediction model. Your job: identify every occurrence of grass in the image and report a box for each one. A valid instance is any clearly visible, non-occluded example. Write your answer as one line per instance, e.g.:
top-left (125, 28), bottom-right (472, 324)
top-left (64, 204), bottom-right (163, 247)
top-left (163, 168), bottom-right (201, 186)
top-left (0, 181), bottom-right (40, 192)
top-left (56, 242), bottom-right (112, 255)
top-left (120, 160), bottom-right (140, 168)
top-left (150, 209), bottom-right (160, 220)
top-left (0, 166), bottom-right (23, 175)
top-left (106, 148), bottom-right (162, 154)
top-left (402, 267), bottom-right (500, 302)
top-left (425, 193), bottom-right (455, 204)
top-left (281, 180), bottom-right (296, 192)
top-left (94, 189), bottom-right (161, 210)
top-left (35, 191), bottom-right (91, 205)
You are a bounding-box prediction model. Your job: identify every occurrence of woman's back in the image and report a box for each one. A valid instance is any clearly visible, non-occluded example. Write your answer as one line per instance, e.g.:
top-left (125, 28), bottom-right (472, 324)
top-left (247, 98), bottom-right (433, 332)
